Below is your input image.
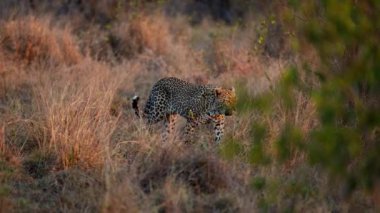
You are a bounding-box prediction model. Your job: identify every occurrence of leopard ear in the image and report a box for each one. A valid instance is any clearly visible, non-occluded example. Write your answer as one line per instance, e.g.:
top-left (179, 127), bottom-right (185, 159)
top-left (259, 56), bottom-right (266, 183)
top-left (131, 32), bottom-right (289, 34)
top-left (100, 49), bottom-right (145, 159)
top-left (215, 87), bottom-right (223, 96)
top-left (230, 87), bottom-right (235, 93)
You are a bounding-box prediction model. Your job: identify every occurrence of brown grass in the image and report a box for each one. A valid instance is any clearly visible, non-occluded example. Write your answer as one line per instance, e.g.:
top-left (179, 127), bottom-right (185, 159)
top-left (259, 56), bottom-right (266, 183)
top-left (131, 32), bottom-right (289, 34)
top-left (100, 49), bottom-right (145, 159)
top-left (0, 16), bottom-right (82, 66)
top-left (34, 61), bottom-right (122, 169)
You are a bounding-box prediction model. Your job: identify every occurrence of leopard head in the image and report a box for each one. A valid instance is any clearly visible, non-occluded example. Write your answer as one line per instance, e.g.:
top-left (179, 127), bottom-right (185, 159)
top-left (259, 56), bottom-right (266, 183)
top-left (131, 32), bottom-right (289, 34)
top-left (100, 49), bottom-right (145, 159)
top-left (209, 87), bottom-right (237, 116)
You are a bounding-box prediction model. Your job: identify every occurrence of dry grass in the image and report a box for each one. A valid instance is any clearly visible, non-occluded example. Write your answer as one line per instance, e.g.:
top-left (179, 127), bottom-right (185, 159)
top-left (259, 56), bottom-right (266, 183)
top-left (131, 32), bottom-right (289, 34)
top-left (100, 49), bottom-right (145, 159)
top-left (34, 61), bottom-right (121, 169)
top-left (1, 16), bottom-right (82, 66)
top-left (0, 5), bottom-right (375, 213)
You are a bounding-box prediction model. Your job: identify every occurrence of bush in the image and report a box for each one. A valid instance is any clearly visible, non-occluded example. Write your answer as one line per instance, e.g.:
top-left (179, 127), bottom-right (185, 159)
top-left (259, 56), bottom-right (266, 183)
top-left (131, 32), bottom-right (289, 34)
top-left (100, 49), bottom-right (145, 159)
top-left (240, 0), bottom-right (380, 195)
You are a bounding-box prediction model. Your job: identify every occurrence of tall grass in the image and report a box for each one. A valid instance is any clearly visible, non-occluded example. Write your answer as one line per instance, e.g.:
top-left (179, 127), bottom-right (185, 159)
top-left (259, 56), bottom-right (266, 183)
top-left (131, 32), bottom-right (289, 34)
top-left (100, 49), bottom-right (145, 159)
top-left (35, 61), bottom-right (121, 169)
top-left (1, 16), bottom-right (81, 65)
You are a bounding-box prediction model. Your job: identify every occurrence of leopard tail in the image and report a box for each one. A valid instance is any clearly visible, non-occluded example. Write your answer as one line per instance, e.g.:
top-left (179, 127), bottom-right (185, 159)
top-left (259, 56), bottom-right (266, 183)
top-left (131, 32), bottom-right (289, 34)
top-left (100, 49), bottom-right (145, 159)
top-left (132, 95), bottom-right (141, 118)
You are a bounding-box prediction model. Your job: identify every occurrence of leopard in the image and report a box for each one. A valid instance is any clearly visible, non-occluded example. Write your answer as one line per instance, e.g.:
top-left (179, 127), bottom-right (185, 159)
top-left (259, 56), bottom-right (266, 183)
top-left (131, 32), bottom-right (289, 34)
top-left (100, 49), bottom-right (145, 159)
top-left (132, 77), bottom-right (237, 143)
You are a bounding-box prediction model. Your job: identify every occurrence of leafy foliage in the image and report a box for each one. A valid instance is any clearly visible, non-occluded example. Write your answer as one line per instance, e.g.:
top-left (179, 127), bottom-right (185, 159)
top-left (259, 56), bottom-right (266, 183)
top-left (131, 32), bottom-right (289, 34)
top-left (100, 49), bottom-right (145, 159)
top-left (239, 0), bottom-right (380, 194)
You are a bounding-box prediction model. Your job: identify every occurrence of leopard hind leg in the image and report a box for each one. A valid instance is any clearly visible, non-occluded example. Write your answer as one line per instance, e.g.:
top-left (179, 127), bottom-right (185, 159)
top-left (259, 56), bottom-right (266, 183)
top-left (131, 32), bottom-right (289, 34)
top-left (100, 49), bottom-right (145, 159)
top-left (163, 114), bottom-right (178, 142)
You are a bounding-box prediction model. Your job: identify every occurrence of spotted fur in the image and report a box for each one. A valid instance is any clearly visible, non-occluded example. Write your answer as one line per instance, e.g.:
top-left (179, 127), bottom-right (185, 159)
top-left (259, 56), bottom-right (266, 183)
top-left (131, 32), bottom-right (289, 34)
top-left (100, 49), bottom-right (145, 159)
top-left (132, 77), bottom-right (236, 143)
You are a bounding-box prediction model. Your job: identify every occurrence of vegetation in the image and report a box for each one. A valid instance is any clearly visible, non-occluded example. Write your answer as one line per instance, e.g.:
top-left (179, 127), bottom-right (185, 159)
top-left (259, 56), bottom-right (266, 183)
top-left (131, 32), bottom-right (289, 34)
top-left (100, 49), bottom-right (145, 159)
top-left (0, 0), bottom-right (378, 212)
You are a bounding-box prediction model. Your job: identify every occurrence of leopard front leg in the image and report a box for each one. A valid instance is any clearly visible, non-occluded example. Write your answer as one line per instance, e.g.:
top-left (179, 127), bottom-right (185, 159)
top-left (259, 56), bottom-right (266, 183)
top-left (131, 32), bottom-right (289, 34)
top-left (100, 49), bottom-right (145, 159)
top-left (211, 115), bottom-right (225, 144)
